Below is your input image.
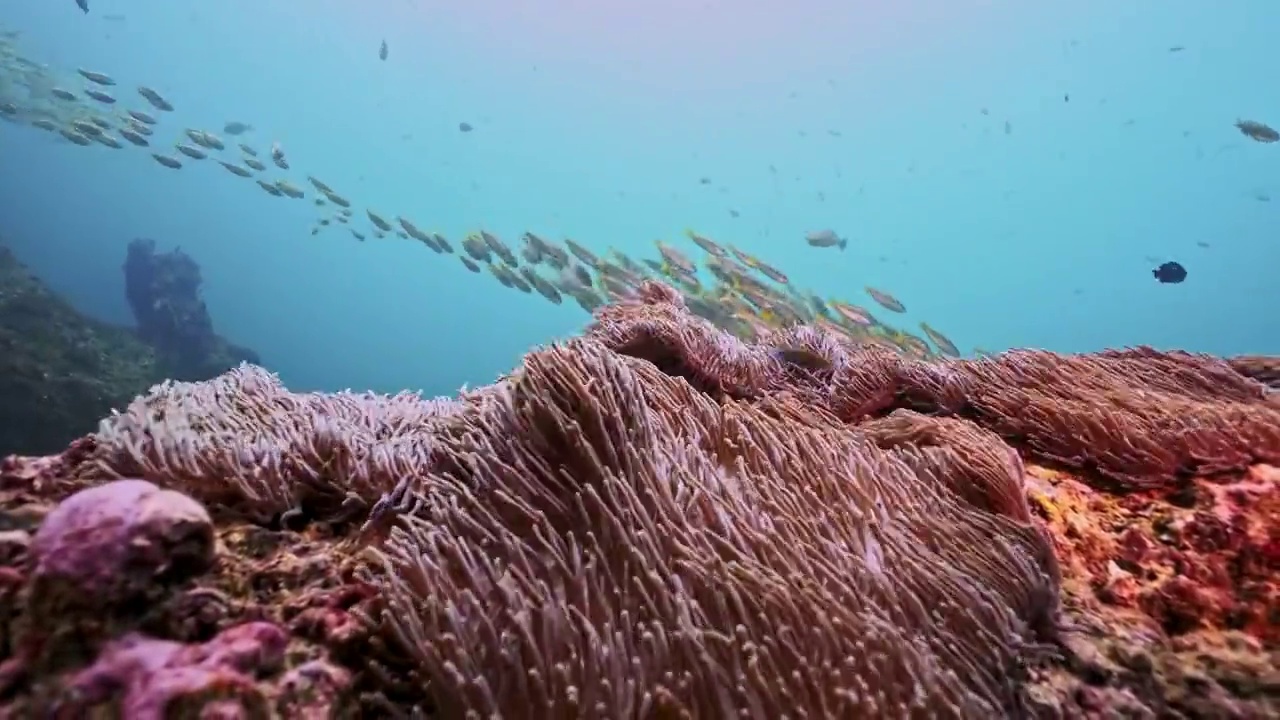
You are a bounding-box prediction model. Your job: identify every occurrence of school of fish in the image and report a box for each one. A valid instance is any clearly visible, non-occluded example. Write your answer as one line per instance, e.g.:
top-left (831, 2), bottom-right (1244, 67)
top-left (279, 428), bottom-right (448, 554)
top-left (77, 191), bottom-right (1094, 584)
top-left (10, 27), bottom-right (1272, 360)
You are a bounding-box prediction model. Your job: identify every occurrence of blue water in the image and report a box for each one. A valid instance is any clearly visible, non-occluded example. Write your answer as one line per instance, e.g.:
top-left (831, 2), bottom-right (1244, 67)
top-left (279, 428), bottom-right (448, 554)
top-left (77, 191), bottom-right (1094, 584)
top-left (1, 0), bottom-right (1276, 398)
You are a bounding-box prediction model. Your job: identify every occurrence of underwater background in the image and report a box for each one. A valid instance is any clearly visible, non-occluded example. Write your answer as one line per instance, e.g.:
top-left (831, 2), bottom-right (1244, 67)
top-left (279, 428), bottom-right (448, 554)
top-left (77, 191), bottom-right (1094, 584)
top-left (1, 0), bottom-right (1277, 398)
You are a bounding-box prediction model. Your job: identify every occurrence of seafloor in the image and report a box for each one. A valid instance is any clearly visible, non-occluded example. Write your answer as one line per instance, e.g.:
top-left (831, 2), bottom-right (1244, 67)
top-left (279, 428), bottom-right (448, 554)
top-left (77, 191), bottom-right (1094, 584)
top-left (0, 282), bottom-right (1275, 718)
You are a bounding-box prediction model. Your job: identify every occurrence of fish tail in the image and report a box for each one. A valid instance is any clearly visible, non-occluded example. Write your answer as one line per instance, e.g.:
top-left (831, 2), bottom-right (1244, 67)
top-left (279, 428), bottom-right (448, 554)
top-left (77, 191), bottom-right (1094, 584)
top-left (839, 237), bottom-right (847, 250)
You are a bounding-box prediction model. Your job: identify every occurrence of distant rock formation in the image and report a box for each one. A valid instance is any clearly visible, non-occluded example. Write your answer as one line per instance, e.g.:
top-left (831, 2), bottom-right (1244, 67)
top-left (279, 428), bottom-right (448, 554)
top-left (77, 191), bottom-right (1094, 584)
top-left (123, 238), bottom-right (259, 382)
top-left (0, 244), bottom-right (162, 456)
top-left (0, 240), bottom-right (260, 456)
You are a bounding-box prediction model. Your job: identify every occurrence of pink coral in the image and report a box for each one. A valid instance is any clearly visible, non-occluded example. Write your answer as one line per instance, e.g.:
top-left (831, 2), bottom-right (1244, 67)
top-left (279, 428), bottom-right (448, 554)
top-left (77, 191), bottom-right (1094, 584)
top-left (56, 622), bottom-right (287, 718)
top-left (29, 479), bottom-right (214, 609)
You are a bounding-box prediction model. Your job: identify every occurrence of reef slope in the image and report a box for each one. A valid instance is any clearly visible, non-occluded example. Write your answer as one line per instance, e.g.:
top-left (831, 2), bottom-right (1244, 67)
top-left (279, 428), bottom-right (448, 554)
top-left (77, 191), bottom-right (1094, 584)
top-left (0, 283), bottom-right (1275, 718)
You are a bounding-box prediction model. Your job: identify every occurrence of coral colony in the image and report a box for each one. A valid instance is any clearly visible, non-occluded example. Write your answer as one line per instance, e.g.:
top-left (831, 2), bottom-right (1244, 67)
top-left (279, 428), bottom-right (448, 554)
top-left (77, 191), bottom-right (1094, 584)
top-left (0, 282), bottom-right (1275, 717)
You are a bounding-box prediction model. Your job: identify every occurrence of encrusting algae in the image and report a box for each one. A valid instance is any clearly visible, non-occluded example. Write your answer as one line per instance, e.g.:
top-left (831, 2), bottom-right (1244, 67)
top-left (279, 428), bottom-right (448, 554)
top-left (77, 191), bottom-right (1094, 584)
top-left (0, 281), bottom-right (1275, 717)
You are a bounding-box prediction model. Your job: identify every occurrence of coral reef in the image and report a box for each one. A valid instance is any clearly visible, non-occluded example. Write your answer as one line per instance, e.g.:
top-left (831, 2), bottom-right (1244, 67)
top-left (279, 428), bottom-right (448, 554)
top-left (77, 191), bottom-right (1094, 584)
top-left (0, 281), bottom-right (1275, 717)
top-left (124, 238), bottom-right (260, 381)
top-left (0, 244), bottom-right (163, 457)
top-left (0, 241), bottom-right (262, 458)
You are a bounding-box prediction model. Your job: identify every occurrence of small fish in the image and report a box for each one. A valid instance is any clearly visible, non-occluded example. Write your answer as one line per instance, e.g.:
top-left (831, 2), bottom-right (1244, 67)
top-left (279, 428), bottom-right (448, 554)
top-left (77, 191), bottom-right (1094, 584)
top-left (275, 180), bottom-right (305, 199)
top-left (77, 68), bottom-right (115, 86)
top-left (685, 229), bottom-right (727, 257)
top-left (92, 133), bottom-right (122, 149)
top-left (185, 129), bottom-right (225, 150)
top-left (655, 240), bottom-right (697, 276)
top-left (564, 238), bottom-right (599, 267)
top-left (118, 127), bottom-right (149, 146)
top-left (151, 153), bottom-right (182, 169)
top-left (270, 141), bottom-right (289, 169)
top-left (58, 128), bottom-right (92, 146)
top-left (351, 229), bottom-right (367, 241)
top-left (865, 287), bottom-right (906, 313)
top-left (126, 109), bottom-right (156, 125)
top-left (174, 143), bottom-right (207, 160)
top-left (805, 229), bottom-right (847, 249)
top-left (458, 121), bottom-right (473, 132)
top-left (239, 143), bottom-right (258, 156)
top-left (31, 119), bottom-right (58, 132)
top-left (323, 190), bottom-right (350, 208)
top-left (919, 322), bottom-right (960, 357)
top-left (257, 179), bottom-right (283, 196)
top-left (75, 0), bottom-right (88, 13)
top-left (243, 156), bottom-right (266, 171)
top-left (50, 88), bottom-right (79, 102)
top-left (1153, 260), bottom-right (1186, 284)
top-left (460, 256), bottom-right (481, 273)
top-left (893, 332), bottom-right (933, 360)
top-left (462, 234), bottom-right (492, 262)
top-left (88, 116), bottom-right (111, 129)
top-left (137, 86), bottom-right (174, 112)
top-left (367, 210), bottom-right (393, 232)
top-left (379, 39), bottom-right (388, 61)
top-left (223, 121), bottom-right (252, 135)
top-left (480, 230), bottom-right (518, 266)
top-left (126, 120), bottom-right (153, 136)
top-left (1235, 119), bottom-right (1279, 143)
top-left (70, 119), bottom-right (102, 136)
top-left (218, 160), bottom-right (252, 178)
top-left (432, 233), bottom-right (454, 254)
top-left (774, 347), bottom-right (834, 374)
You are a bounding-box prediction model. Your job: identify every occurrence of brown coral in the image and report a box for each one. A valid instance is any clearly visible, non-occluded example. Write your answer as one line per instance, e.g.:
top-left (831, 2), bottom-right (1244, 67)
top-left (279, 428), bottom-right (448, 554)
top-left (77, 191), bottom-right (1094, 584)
top-left (0, 281), bottom-right (1275, 717)
top-left (1229, 354), bottom-right (1280, 391)
top-left (371, 340), bottom-right (1060, 717)
top-left (589, 291), bottom-right (1280, 489)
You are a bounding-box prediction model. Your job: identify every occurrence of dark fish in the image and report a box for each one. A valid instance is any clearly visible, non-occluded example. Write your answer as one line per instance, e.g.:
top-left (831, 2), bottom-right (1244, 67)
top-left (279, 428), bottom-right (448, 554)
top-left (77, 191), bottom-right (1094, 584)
top-left (1236, 119), bottom-right (1279, 143)
top-left (75, 0), bottom-right (88, 13)
top-left (774, 347), bottom-right (833, 374)
top-left (1152, 261), bottom-right (1186, 284)
top-left (379, 39), bottom-right (388, 61)
top-left (458, 122), bottom-right (473, 132)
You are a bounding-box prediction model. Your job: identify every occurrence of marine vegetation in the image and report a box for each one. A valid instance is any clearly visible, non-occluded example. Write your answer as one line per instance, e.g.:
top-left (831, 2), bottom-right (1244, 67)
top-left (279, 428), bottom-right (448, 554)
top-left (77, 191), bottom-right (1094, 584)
top-left (0, 282), bottom-right (1275, 717)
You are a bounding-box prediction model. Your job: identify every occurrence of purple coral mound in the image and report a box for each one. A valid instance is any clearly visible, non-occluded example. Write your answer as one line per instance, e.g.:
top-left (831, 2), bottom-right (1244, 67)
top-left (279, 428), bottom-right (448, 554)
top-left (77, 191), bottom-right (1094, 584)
top-left (29, 479), bottom-right (214, 615)
top-left (0, 480), bottom-right (351, 717)
top-left (58, 622), bottom-right (287, 719)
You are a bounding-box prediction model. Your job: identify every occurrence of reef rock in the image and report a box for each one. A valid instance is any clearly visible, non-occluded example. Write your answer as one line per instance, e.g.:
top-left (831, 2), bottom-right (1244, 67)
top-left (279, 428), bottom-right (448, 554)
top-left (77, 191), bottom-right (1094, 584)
top-left (0, 281), bottom-right (1275, 718)
top-left (0, 241), bottom-right (262, 458)
top-left (0, 244), bottom-right (163, 456)
top-left (123, 238), bottom-right (260, 382)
